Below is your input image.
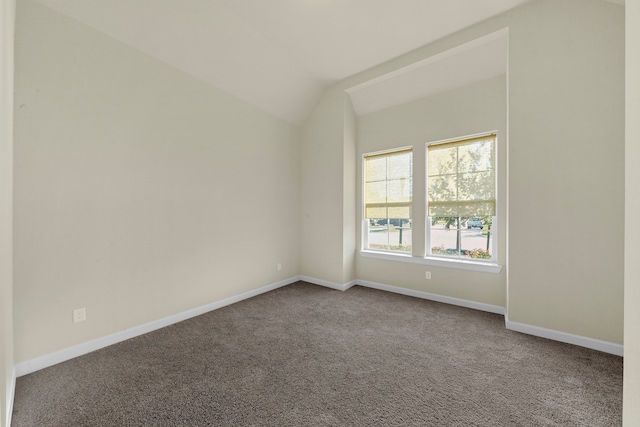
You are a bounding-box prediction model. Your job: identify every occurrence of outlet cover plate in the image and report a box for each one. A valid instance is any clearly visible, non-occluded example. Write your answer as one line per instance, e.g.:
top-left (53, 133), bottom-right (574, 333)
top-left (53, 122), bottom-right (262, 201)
top-left (73, 307), bottom-right (86, 323)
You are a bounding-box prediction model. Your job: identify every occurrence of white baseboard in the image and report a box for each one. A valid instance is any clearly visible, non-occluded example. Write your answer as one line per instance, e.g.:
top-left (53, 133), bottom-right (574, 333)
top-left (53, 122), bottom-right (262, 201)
top-left (300, 275), bottom-right (355, 292)
top-left (15, 276), bottom-right (300, 377)
top-left (346, 278), bottom-right (623, 356)
top-left (14, 275), bottom-right (623, 379)
top-left (356, 279), bottom-right (506, 315)
top-left (6, 367), bottom-right (15, 427)
top-left (506, 317), bottom-right (624, 356)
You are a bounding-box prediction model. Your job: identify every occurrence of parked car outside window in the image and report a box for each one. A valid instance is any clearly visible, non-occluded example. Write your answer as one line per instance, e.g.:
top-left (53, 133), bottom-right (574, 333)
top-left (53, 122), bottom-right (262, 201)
top-left (467, 218), bottom-right (483, 229)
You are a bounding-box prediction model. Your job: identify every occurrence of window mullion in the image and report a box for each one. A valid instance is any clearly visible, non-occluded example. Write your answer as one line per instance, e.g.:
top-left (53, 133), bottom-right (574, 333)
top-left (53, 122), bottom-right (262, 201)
top-left (426, 133), bottom-right (497, 262)
top-left (363, 148), bottom-right (413, 254)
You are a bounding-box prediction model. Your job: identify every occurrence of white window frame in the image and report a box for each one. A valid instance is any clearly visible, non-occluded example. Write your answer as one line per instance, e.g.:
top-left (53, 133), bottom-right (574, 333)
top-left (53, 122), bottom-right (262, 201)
top-left (425, 132), bottom-right (499, 264)
top-left (360, 249), bottom-right (502, 273)
top-left (360, 133), bottom-right (502, 274)
top-left (361, 146), bottom-right (413, 254)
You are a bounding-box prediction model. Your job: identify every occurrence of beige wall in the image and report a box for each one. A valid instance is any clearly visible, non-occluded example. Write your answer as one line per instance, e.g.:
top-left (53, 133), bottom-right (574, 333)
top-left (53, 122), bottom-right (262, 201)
top-left (625, 0), bottom-right (640, 424)
top-left (507, 0), bottom-right (624, 343)
top-left (13, 0), bottom-right (301, 363)
top-left (299, 91), bottom-right (356, 287)
top-left (342, 97), bottom-right (357, 284)
top-left (1, 1), bottom-right (15, 425)
top-left (301, 0), bottom-right (624, 344)
top-left (355, 76), bottom-right (507, 307)
top-left (300, 88), bottom-right (351, 285)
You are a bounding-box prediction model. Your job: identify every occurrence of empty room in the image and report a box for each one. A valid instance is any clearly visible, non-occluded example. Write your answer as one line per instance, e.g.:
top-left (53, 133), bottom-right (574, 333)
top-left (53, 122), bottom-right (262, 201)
top-left (2, 0), bottom-right (640, 425)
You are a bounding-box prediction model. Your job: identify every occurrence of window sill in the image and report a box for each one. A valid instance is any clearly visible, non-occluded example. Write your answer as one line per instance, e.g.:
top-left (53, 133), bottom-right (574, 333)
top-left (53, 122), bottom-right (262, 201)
top-left (360, 250), bottom-right (503, 274)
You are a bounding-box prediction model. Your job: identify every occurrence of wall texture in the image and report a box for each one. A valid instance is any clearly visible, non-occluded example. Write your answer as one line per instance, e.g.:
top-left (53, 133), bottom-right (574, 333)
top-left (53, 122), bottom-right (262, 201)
top-left (13, 0), bottom-right (301, 363)
top-left (300, 88), bottom-right (352, 285)
top-left (625, 0), bottom-right (640, 423)
top-left (342, 97), bottom-right (357, 285)
top-left (1, 1), bottom-right (15, 425)
top-left (506, 0), bottom-right (624, 343)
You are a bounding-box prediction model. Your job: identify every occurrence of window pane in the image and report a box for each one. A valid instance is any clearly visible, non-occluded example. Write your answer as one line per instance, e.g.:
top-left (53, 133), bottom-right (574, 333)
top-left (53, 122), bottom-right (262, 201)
top-left (427, 135), bottom-right (496, 218)
top-left (431, 216), bottom-right (459, 228)
top-left (368, 220), bottom-right (390, 251)
top-left (428, 146), bottom-right (457, 176)
top-left (363, 149), bottom-right (413, 253)
top-left (388, 152), bottom-right (412, 179)
top-left (457, 140), bottom-right (494, 173)
top-left (460, 228), bottom-right (492, 259)
top-left (428, 175), bottom-right (457, 203)
top-left (387, 178), bottom-right (411, 203)
top-left (365, 181), bottom-right (387, 204)
top-left (464, 216), bottom-right (493, 259)
top-left (457, 171), bottom-right (495, 202)
top-left (368, 219), bottom-right (411, 252)
top-left (366, 156), bottom-right (387, 182)
top-left (429, 216), bottom-right (494, 260)
top-left (389, 219), bottom-right (411, 252)
top-left (429, 216), bottom-right (459, 256)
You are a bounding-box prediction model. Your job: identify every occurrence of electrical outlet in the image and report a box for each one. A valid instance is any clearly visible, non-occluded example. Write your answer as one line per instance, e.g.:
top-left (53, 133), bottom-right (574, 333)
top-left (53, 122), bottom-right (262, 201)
top-left (277, 263), bottom-right (282, 271)
top-left (425, 271), bottom-right (431, 280)
top-left (73, 307), bottom-right (86, 323)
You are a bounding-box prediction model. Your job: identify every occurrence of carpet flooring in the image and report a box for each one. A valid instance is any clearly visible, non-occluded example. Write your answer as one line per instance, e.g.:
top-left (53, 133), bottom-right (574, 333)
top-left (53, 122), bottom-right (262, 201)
top-left (12, 281), bottom-right (623, 426)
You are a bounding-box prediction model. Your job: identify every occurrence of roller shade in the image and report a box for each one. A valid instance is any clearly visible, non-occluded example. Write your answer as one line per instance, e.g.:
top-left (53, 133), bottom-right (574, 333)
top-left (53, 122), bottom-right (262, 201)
top-left (427, 135), bottom-right (496, 217)
top-left (364, 149), bottom-right (412, 219)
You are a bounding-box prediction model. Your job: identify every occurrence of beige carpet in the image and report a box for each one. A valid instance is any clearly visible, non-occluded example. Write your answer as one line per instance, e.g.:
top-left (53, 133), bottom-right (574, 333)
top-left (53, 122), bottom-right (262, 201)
top-left (12, 281), bottom-right (622, 426)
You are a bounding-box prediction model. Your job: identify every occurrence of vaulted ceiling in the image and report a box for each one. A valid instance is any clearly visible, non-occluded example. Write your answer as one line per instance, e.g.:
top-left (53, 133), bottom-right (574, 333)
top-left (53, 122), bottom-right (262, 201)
top-left (33, 0), bottom-right (536, 124)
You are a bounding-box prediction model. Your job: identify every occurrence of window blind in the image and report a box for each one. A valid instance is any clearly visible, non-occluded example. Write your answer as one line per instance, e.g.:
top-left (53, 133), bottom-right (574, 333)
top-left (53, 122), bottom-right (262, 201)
top-left (364, 149), bottom-right (412, 219)
top-left (427, 135), bottom-right (496, 217)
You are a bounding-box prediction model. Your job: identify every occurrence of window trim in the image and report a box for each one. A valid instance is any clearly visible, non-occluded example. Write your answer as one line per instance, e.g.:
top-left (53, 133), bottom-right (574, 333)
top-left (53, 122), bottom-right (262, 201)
top-left (360, 249), bottom-right (502, 274)
top-left (362, 146), bottom-right (413, 253)
top-left (425, 132), bottom-right (498, 263)
top-left (360, 132), bottom-right (503, 274)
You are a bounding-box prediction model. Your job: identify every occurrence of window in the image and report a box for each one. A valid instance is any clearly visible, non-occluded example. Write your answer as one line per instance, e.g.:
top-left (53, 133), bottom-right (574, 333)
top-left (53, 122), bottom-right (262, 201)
top-left (427, 134), bottom-right (496, 261)
top-left (363, 148), bottom-right (412, 253)
top-left (360, 133), bottom-right (499, 271)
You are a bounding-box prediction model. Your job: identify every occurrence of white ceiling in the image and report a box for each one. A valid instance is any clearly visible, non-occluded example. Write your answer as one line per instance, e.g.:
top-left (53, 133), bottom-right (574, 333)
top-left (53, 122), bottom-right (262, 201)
top-left (34, 0), bottom-right (532, 124)
top-left (347, 29), bottom-right (508, 117)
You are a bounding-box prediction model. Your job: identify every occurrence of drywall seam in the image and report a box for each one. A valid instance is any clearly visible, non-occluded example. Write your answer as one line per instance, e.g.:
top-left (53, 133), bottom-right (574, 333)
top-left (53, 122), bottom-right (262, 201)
top-left (15, 276), bottom-right (300, 377)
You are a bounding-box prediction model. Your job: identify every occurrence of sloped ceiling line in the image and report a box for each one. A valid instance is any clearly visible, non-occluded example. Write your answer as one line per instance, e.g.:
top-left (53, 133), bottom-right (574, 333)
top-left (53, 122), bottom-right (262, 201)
top-left (346, 28), bottom-right (509, 117)
top-left (34, 0), bottom-right (530, 124)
